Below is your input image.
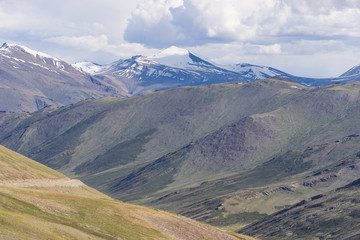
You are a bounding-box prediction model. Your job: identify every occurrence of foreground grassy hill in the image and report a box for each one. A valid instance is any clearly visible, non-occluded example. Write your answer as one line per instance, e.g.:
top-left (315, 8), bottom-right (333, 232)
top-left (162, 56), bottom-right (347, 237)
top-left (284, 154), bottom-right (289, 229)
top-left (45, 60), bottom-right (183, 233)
top-left (0, 145), bottom-right (253, 240)
top-left (1, 78), bottom-right (360, 236)
top-left (0, 145), bottom-right (65, 180)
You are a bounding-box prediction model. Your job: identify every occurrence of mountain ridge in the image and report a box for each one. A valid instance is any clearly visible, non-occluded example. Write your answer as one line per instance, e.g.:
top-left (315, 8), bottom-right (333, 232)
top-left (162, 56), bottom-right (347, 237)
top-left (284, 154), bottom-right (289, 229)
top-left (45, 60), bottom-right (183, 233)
top-left (0, 43), bottom-right (129, 112)
top-left (1, 42), bottom-right (360, 112)
top-left (1, 78), bottom-right (360, 235)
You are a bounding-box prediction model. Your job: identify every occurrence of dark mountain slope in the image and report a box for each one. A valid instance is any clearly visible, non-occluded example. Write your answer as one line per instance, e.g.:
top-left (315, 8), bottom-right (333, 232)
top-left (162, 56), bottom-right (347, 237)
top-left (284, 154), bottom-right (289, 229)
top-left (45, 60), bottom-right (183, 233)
top-left (104, 80), bottom-right (360, 200)
top-left (0, 78), bottom-right (305, 175)
top-left (149, 134), bottom-right (360, 227)
top-left (1, 78), bottom-right (360, 234)
top-left (239, 176), bottom-right (360, 240)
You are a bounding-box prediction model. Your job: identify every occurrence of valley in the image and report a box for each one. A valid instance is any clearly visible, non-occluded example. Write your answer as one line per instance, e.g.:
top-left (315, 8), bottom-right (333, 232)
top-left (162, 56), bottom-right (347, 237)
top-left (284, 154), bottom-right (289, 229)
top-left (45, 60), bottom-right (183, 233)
top-left (1, 43), bottom-right (360, 239)
top-left (2, 1), bottom-right (360, 239)
top-left (1, 75), bottom-right (360, 239)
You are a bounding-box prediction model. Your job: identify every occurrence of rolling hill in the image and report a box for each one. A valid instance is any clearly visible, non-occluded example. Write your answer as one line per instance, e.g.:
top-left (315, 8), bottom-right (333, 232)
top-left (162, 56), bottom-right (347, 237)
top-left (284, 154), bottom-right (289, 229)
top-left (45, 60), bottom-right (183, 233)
top-left (0, 145), bottom-right (253, 240)
top-left (1, 77), bottom-right (360, 238)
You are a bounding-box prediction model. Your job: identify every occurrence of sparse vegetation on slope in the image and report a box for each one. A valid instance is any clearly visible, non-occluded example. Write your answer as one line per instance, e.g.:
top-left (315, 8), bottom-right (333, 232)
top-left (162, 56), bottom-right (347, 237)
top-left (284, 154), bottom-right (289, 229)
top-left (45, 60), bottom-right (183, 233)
top-left (0, 145), bottom-right (65, 180)
top-left (1, 78), bottom-right (360, 236)
top-left (239, 178), bottom-right (360, 239)
top-left (150, 134), bottom-right (360, 227)
top-left (0, 145), bottom-right (253, 240)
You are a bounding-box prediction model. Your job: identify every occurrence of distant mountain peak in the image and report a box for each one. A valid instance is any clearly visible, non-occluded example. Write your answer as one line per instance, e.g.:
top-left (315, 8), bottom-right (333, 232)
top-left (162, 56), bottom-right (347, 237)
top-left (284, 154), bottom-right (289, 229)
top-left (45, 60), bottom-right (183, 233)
top-left (152, 46), bottom-right (189, 58)
top-left (339, 64), bottom-right (360, 77)
top-left (149, 46), bottom-right (218, 70)
top-left (0, 42), bottom-right (60, 61)
top-left (132, 55), bottom-right (149, 61)
top-left (0, 42), bottom-right (9, 49)
top-left (121, 55), bottom-right (156, 66)
top-left (72, 61), bottom-right (106, 74)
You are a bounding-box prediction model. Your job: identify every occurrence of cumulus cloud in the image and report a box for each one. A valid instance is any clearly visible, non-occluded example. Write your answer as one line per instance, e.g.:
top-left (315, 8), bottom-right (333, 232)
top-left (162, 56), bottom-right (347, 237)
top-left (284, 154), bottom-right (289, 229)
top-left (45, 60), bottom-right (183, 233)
top-left (45, 34), bottom-right (158, 59)
top-left (46, 35), bottom-right (110, 52)
top-left (124, 0), bottom-right (360, 47)
top-left (0, 6), bottom-right (23, 29)
top-left (1, 0), bottom-right (359, 77)
top-left (257, 44), bottom-right (282, 55)
top-left (0, 0), bottom-right (144, 40)
top-left (124, 0), bottom-right (184, 47)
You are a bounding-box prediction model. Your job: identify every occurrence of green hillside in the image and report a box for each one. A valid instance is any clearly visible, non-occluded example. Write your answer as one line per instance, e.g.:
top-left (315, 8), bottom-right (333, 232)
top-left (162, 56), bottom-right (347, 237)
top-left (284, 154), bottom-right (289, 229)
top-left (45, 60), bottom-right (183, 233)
top-left (0, 145), bottom-right (65, 180)
top-left (150, 134), bottom-right (360, 229)
top-left (0, 145), bottom-right (252, 240)
top-left (239, 178), bottom-right (360, 239)
top-left (1, 78), bottom-right (360, 235)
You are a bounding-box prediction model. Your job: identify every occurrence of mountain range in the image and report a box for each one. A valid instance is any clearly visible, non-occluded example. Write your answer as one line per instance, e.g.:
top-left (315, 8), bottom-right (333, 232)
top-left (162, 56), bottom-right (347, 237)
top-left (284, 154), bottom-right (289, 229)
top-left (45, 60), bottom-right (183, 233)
top-left (1, 76), bottom-right (360, 238)
top-left (1, 43), bottom-right (360, 112)
top-left (2, 42), bottom-right (360, 239)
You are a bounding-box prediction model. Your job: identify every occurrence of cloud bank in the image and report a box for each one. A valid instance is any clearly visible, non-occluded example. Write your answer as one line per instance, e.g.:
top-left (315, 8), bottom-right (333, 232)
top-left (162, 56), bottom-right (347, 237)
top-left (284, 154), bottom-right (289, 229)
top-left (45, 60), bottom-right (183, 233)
top-left (0, 0), bottom-right (359, 77)
top-left (125, 0), bottom-right (360, 47)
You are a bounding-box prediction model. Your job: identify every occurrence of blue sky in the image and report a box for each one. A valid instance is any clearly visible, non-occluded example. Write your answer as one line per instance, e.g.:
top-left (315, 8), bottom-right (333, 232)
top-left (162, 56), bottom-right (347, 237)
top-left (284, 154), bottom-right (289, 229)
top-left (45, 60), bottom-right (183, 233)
top-left (1, 0), bottom-right (359, 77)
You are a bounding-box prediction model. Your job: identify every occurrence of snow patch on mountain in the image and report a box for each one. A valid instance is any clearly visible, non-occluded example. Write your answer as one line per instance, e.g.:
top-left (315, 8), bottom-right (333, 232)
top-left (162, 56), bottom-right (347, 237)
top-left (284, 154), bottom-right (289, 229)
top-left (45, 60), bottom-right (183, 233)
top-left (72, 61), bottom-right (107, 74)
top-left (150, 46), bottom-right (219, 71)
top-left (153, 46), bottom-right (189, 58)
top-left (227, 63), bottom-right (284, 79)
top-left (339, 64), bottom-right (360, 77)
top-left (0, 42), bottom-right (70, 72)
top-left (1, 43), bottom-right (60, 61)
top-left (150, 46), bottom-right (189, 68)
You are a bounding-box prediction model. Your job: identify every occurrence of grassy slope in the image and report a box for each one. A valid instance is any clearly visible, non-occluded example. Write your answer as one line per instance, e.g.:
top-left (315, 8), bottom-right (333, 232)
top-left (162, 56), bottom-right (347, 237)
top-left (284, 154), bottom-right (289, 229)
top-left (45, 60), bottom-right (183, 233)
top-left (0, 79), bottom-right (304, 171)
top-left (239, 178), bottom-right (360, 239)
top-left (1, 78), bottom-right (360, 233)
top-left (0, 79), bottom-right (308, 183)
top-left (103, 81), bottom-right (360, 221)
top-left (150, 134), bottom-right (360, 228)
top-left (0, 145), bottom-right (65, 180)
top-left (0, 145), bottom-right (253, 240)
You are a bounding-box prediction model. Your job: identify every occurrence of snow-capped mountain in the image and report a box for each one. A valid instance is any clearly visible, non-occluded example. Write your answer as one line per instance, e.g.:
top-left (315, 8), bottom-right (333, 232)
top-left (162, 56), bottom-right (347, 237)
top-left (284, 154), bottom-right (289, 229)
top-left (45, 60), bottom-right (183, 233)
top-left (0, 43), bottom-right (128, 112)
top-left (93, 53), bottom-right (248, 95)
top-left (226, 63), bottom-right (290, 80)
top-left (0, 43), bottom-right (69, 73)
top-left (95, 46), bottom-right (360, 93)
top-left (228, 62), bottom-right (360, 86)
top-left (339, 64), bottom-right (360, 77)
top-left (149, 46), bottom-right (222, 71)
top-left (72, 61), bottom-right (108, 74)
top-left (1, 43), bottom-right (360, 112)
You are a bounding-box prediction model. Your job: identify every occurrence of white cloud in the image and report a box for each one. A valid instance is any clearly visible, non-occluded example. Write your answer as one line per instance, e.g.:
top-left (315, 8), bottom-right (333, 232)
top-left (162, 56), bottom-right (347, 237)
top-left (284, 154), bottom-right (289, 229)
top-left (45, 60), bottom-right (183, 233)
top-left (0, 0), bottom-right (145, 39)
top-left (0, 6), bottom-right (23, 29)
top-left (124, 0), bottom-right (360, 47)
top-left (46, 35), bottom-right (110, 52)
top-left (124, 0), bottom-right (185, 47)
top-left (192, 40), bottom-right (360, 78)
top-left (0, 0), bottom-right (359, 77)
top-left (45, 34), bottom-right (159, 62)
top-left (257, 44), bottom-right (282, 55)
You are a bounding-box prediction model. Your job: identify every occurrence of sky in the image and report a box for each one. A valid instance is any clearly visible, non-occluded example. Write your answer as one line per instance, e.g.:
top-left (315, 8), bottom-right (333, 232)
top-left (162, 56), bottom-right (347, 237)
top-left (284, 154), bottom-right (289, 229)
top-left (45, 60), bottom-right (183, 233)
top-left (0, 0), bottom-right (359, 77)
